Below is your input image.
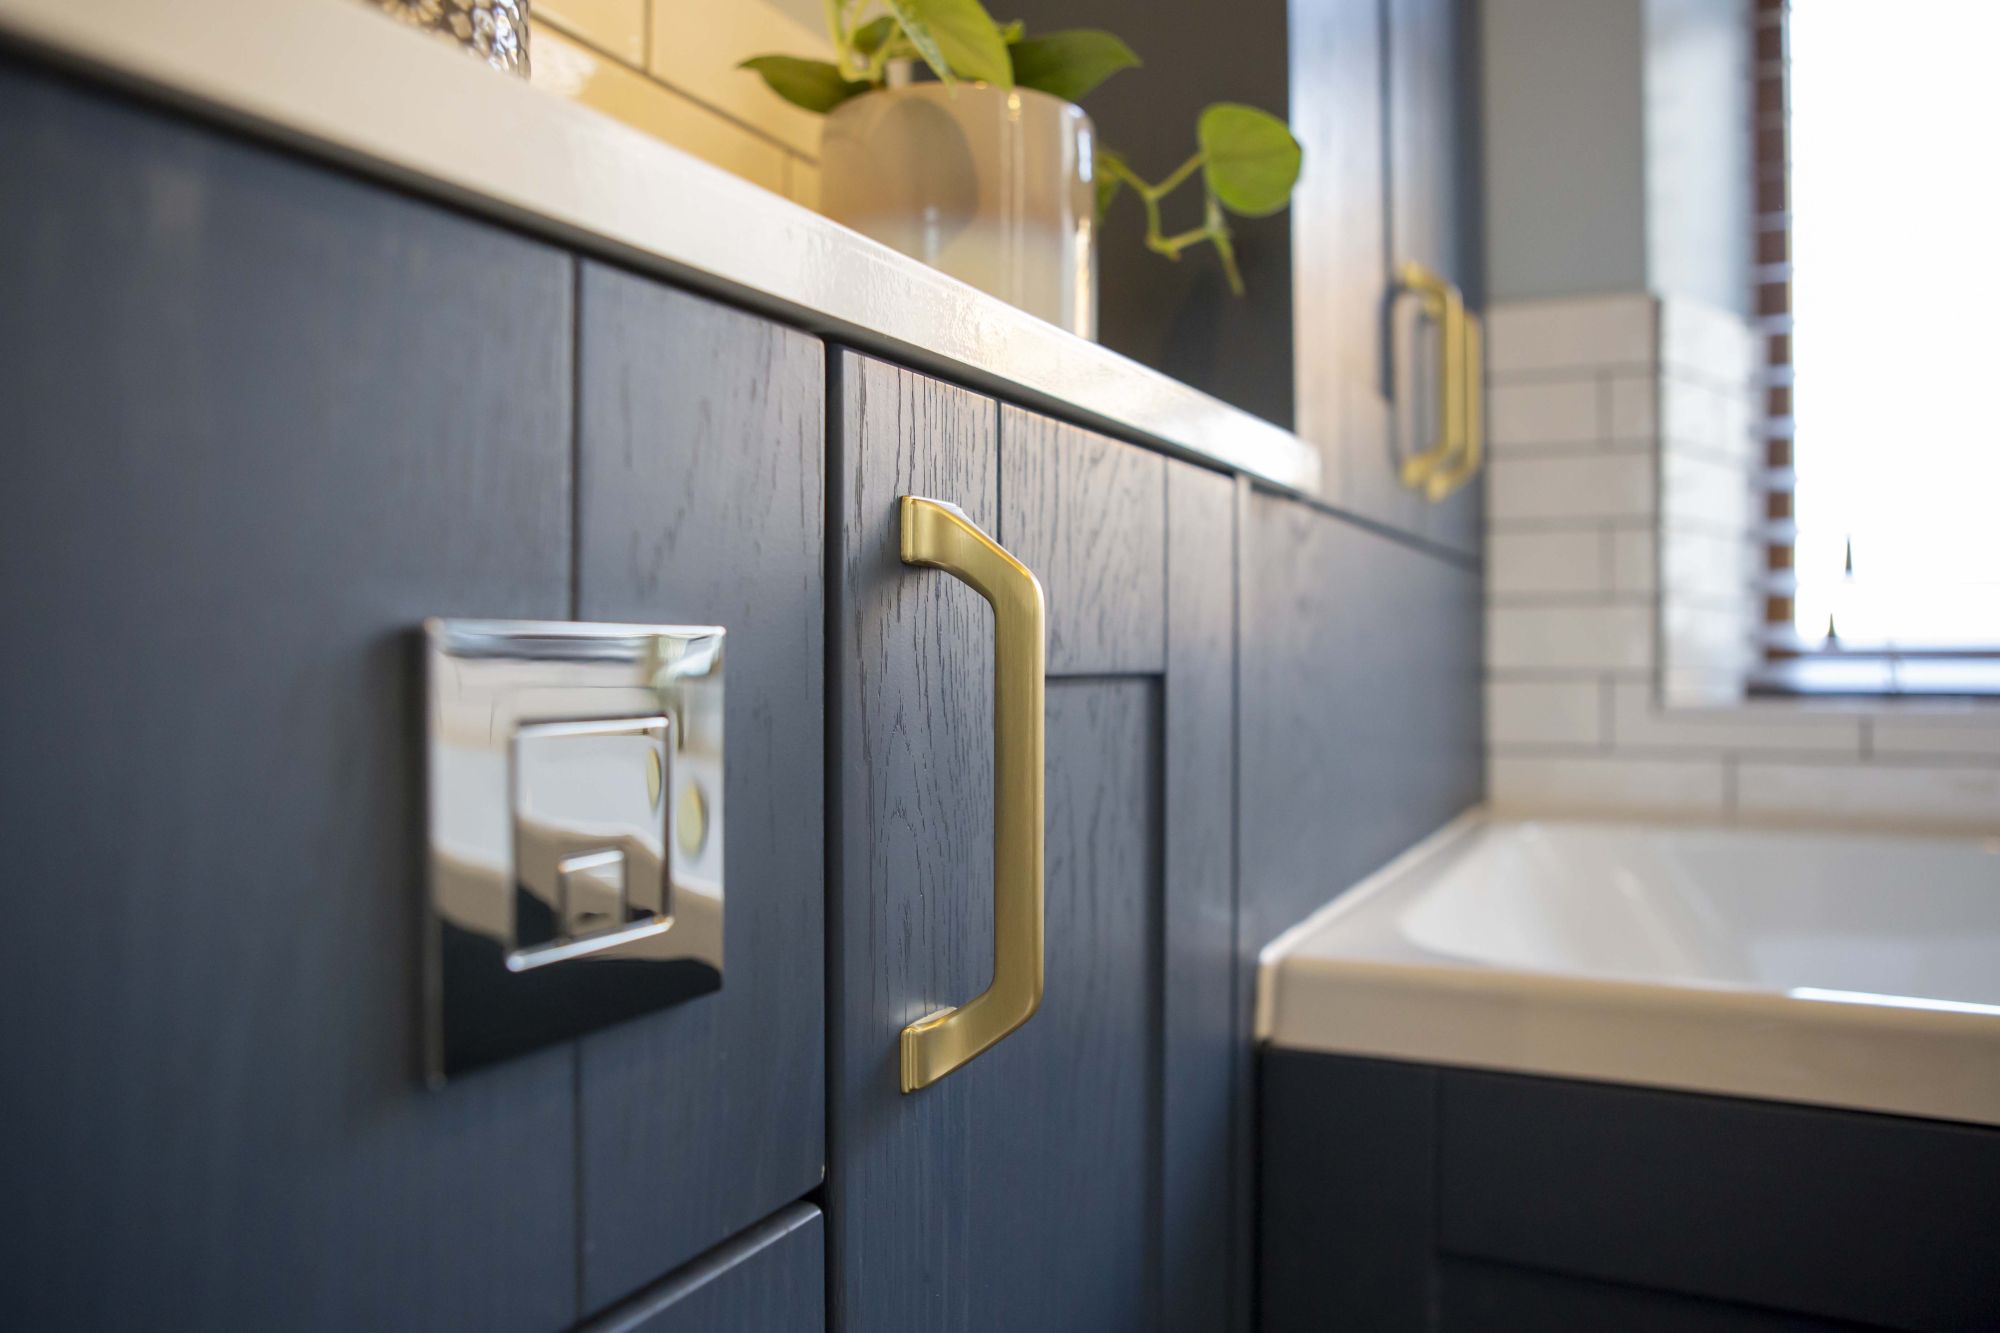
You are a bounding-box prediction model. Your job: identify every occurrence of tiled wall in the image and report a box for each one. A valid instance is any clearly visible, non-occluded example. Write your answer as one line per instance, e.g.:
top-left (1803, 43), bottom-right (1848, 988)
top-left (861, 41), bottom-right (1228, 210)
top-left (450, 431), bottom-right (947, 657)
top-left (1484, 292), bottom-right (2000, 836)
top-left (528, 0), bottom-right (827, 207)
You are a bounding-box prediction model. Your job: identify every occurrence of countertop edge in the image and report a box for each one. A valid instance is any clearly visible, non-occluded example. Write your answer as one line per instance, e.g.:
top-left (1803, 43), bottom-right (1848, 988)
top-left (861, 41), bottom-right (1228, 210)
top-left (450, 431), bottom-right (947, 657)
top-left (0, 0), bottom-right (1321, 495)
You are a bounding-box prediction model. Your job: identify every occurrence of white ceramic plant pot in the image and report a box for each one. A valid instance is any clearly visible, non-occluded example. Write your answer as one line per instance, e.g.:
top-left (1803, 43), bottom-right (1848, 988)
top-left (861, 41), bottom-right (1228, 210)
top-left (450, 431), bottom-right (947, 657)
top-left (820, 84), bottom-right (1098, 338)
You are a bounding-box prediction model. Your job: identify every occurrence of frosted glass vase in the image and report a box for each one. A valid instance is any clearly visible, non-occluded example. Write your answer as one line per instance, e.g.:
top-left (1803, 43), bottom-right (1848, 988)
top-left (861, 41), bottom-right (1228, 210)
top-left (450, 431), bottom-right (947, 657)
top-left (820, 84), bottom-right (1098, 339)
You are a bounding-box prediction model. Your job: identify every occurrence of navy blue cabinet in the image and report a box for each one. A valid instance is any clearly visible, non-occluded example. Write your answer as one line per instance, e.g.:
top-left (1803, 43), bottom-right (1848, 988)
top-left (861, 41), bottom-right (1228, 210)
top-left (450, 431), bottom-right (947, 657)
top-left (0, 56), bottom-right (578, 1332)
top-left (0, 57), bottom-right (825, 1330)
top-left (2, 12), bottom-right (1498, 1332)
top-left (825, 353), bottom-right (1240, 1332)
top-left (580, 1205), bottom-right (824, 1333)
top-left (1262, 1050), bottom-right (2000, 1333)
top-left (570, 259), bottom-right (826, 1311)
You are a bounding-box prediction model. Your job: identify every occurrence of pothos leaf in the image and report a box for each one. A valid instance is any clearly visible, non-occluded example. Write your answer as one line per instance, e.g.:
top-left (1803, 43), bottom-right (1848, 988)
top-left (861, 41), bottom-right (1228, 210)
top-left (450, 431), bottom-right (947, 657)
top-left (886, 0), bottom-right (1014, 87)
top-left (1094, 146), bottom-right (1129, 219)
top-left (739, 55), bottom-right (871, 113)
top-left (1198, 102), bottom-right (1302, 216)
top-left (851, 15), bottom-right (898, 55)
top-left (1008, 29), bottom-right (1140, 102)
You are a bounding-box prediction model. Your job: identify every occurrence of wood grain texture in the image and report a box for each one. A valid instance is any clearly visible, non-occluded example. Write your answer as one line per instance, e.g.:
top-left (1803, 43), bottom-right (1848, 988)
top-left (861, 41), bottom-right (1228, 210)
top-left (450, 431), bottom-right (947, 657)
top-left (581, 1205), bottom-right (824, 1333)
top-left (999, 406), bottom-right (1166, 675)
top-left (829, 351), bottom-right (1000, 1333)
top-left (1439, 1069), bottom-right (2000, 1333)
top-left (1291, 0), bottom-right (1481, 555)
top-left (0, 60), bottom-right (577, 1332)
top-left (1437, 1257), bottom-right (1884, 1333)
top-left (831, 359), bottom-right (1171, 1333)
top-left (1390, 0), bottom-right (1478, 302)
top-left (1263, 1052), bottom-right (2000, 1333)
top-left (572, 262), bottom-right (827, 1309)
top-left (1237, 490), bottom-right (1483, 956)
top-left (1161, 462), bottom-right (1240, 1333)
top-left (969, 680), bottom-right (1162, 1331)
top-left (1260, 1052), bottom-right (1437, 1333)
top-left (1290, 0), bottom-right (1390, 514)
top-left (1382, 0), bottom-right (1482, 555)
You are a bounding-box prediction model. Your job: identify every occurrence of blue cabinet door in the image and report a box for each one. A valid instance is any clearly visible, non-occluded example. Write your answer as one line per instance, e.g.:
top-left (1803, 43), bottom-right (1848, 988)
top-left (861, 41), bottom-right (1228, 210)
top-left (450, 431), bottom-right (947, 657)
top-left (579, 1205), bottom-right (824, 1333)
top-left (826, 352), bottom-right (1239, 1332)
top-left (0, 55), bottom-right (828, 1331)
top-left (0, 56), bottom-right (576, 1333)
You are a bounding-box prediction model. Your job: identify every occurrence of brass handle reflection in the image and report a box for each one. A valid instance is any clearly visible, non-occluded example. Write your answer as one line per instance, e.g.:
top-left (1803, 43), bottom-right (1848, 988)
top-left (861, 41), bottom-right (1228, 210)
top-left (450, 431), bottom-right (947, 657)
top-left (896, 496), bottom-right (1047, 1093)
top-left (1397, 261), bottom-right (1486, 502)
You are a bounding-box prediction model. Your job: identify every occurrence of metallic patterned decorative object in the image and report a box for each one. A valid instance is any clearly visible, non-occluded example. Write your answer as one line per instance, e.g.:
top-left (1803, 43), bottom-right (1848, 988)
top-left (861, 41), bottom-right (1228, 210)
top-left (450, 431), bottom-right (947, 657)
top-left (370, 0), bottom-right (530, 77)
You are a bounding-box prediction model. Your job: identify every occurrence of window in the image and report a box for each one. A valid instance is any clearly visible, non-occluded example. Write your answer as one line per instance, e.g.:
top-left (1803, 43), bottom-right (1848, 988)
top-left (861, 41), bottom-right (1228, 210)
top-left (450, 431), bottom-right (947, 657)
top-left (1759, 0), bottom-right (2000, 694)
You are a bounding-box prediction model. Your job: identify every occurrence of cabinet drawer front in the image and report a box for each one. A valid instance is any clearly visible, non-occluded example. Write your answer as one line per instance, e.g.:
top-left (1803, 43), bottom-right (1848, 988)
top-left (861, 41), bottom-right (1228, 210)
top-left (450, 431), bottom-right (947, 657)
top-left (1440, 1069), bottom-right (2000, 1333)
top-left (0, 57), bottom-right (576, 1332)
top-left (573, 261), bottom-right (826, 1309)
top-left (582, 1204), bottom-right (823, 1333)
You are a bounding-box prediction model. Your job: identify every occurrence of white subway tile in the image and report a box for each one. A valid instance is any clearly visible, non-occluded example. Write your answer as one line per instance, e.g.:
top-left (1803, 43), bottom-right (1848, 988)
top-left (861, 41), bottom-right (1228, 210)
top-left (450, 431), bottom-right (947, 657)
top-left (1606, 372), bottom-right (1657, 441)
top-left (651, 0), bottom-right (831, 159)
top-left (1488, 529), bottom-right (1605, 595)
top-left (1660, 296), bottom-right (1756, 386)
top-left (1660, 600), bottom-right (1756, 681)
top-left (1736, 762), bottom-right (2000, 834)
top-left (1487, 294), bottom-right (1656, 375)
top-left (533, 29), bottom-right (790, 194)
top-left (1609, 527), bottom-right (1656, 594)
top-left (1660, 376), bottom-right (1719, 449)
top-left (1487, 680), bottom-right (1604, 746)
top-left (1489, 753), bottom-right (1728, 818)
top-left (1659, 526), bottom-right (1756, 604)
top-left (1715, 388), bottom-right (1757, 462)
top-left (1661, 665), bottom-right (1751, 709)
top-left (1609, 682), bottom-right (1862, 754)
top-left (536, 0), bottom-right (646, 65)
top-left (786, 156), bottom-right (821, 209)
top-left (1489, 604), bottom-right (1652, 671)
top-left (1870, 709), bottom-right (2000, 759)
top-left (1661, 377), bottom-right (1756, 464)
top-left (1661, 450), bottom-right (1753, 535)
top-left (1488, 377), bottom-right (1601, 448)
top-left (1489, 452), bottom-right (1653, 521)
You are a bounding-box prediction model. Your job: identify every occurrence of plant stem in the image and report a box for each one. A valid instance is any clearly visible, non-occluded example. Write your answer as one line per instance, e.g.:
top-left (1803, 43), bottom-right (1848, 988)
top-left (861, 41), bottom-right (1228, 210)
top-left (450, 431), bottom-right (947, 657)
top-left (1102, 150), bottom-right (1244, 294)
top-left (1146, 152), bottom-right (1205, 201)
top-left (866, 35), bottom-right (912, 84)
top-left (1150, 226), bottom-right (1212, 256)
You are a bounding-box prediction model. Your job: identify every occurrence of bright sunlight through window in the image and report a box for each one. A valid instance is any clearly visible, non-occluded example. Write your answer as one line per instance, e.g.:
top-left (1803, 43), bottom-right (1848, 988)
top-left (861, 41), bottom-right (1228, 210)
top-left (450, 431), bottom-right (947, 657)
top-left (1789, 0), bottom-right (2000, 652)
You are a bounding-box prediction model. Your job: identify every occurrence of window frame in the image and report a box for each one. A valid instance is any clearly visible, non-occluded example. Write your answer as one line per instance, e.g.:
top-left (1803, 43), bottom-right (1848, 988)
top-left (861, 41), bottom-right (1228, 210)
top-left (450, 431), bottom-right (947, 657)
top-left (1747, 0), bottom-right (2000, 699)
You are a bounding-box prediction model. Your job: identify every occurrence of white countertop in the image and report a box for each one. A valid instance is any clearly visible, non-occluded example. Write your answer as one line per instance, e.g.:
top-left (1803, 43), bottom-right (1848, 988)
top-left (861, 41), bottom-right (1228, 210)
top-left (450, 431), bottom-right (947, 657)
top-left (0, 0), bottom-right (1320, 494)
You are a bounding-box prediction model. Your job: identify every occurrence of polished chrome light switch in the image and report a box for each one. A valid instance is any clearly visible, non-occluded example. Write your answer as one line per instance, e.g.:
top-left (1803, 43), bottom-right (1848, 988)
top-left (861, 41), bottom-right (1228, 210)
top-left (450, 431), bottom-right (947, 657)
top-left (512, 716), bottom-right (671, 957)
top-left (424, 619), bottom-right (725, 1082)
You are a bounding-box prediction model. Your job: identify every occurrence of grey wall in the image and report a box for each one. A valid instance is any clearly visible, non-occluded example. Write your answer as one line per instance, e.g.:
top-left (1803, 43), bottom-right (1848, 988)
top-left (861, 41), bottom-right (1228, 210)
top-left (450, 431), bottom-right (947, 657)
top-left (1479, 0), bottom-right (1649, 304)
top-left (1479, 0), bottom-right (1750, 314)
top-left (1644, 0), bottom-right (1752, 316)
top-left (1004, 0), bottom-right (1297, 429)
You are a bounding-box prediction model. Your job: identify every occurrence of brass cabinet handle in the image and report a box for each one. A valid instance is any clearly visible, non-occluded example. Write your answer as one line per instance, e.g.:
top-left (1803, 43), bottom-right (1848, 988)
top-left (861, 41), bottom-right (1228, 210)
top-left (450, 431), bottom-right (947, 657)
top-left (1422, 301), bottom-right (1484, 501)
top-left (1396, 261), bottom-right (1486, 502)
top-left (896, 496), bottom-right (1047, 1093)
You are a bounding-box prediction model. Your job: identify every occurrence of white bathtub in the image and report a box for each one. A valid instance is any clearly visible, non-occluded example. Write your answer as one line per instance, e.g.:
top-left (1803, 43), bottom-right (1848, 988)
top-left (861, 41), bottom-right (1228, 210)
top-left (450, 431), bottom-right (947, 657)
top-left (1257, 814), bottom-right (2000, 1125)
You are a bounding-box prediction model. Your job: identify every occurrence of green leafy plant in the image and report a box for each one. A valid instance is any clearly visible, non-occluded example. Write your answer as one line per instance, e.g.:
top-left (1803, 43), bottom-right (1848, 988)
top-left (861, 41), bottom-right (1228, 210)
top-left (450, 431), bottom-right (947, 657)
top-left (741, 0), bottom-right (1302, 294)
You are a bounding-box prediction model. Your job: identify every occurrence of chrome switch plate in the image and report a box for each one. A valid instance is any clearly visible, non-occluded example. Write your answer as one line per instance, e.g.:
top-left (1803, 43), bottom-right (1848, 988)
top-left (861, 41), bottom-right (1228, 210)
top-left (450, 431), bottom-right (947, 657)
top-left (424, 619), bottom-right (725, 1082)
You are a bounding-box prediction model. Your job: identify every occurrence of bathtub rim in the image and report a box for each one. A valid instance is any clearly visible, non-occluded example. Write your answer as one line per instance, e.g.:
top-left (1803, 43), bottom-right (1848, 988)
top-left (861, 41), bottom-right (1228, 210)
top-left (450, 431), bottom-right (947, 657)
top-left (1257, 809), bottom-right (2000, 1127)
